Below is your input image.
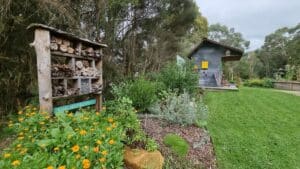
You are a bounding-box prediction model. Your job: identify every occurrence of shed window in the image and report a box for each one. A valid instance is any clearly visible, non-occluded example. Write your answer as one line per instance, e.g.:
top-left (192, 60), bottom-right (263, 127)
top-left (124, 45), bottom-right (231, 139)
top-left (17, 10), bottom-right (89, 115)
top-left (201, 61), bottom-right (208, 69)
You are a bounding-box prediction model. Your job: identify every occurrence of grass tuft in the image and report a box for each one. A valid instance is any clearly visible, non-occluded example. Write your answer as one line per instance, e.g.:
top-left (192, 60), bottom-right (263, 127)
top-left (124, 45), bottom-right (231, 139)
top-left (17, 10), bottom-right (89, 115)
top-left (163, 134), bottom-right (189, 157)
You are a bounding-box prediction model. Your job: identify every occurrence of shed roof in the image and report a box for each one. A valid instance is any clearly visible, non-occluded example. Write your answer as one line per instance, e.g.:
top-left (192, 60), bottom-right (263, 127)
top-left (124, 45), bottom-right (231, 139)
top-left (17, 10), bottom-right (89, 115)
top-left (188, 38), bottom-right (244, 61)
top-left (27, 23), bottom-right (108, 48)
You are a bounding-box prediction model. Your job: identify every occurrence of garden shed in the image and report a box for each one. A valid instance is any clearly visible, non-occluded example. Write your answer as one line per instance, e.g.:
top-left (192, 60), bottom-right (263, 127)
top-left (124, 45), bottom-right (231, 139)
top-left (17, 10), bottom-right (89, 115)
top-left (188, 38), bottom-right (244, 88)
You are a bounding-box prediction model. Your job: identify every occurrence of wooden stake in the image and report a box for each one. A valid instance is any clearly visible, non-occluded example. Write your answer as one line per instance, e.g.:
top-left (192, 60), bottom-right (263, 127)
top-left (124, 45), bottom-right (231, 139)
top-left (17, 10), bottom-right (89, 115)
top-left (31, 29), bottom-right (53, 114)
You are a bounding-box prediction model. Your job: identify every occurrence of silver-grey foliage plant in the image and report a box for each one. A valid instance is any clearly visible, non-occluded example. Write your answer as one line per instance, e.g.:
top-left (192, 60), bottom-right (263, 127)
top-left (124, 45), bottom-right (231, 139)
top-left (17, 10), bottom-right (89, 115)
top-left (148, 91), bottom-right (208, 126)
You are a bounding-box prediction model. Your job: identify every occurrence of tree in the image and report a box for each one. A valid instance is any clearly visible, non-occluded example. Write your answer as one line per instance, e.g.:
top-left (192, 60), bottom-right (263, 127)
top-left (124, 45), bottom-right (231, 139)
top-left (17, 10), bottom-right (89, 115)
top-left (0, 0), bottom-right (208, 115)
top-left (208, 23), bottom-right (250, 50)
top-left (208, 23), bottom-right (250, 80)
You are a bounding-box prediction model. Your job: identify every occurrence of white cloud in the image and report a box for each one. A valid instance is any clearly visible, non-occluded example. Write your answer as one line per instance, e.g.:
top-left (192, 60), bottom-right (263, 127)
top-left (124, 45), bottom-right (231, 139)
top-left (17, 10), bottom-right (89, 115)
top-left (196, 0), bottom-right (300, 50)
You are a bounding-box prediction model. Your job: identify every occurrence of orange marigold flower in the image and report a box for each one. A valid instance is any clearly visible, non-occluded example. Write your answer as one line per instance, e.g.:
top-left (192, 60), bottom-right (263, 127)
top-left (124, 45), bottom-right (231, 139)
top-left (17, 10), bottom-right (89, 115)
top-left (109, 139), bottom-right (115, 145)
top-left (11, 160), bottom-right (21, 166)
top-left (99, 157), bottom-right (106, 163)
top-left (4, 153), bottom-right (11, 158)
top-left (101, 150), bottom-right (107, 156)
top-left (79, 130), bottom-right (87, 135)
top-left (47, 166), bottom-right (54, 169)
top-left (93, 147), bottom-right (99, 153)
top-left (58, 165), bottom-right (66, 169)
top-left (82, 159), bottom-right (91, 169)
top-left (71, 145), bottom-right (80, 152)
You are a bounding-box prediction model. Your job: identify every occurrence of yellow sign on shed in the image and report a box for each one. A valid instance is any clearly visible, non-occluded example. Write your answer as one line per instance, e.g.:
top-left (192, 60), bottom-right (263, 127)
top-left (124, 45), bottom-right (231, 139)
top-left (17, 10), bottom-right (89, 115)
top-left (201, 61), bottom-right (208, 69)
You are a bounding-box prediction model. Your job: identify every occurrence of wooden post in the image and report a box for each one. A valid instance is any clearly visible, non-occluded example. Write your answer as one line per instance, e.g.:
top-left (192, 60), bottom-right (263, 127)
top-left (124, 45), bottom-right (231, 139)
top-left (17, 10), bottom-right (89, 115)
top-left (95, 58), bottom-right (103, 111)
top-left (31, 29), bottom-right (53, 114)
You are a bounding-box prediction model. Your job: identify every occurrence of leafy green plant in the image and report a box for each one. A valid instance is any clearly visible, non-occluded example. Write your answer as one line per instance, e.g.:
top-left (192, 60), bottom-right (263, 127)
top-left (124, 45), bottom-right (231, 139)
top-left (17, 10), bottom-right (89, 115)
top-left (105, 97), bottom-right (158, 151)
top-left (148, 91), bottom-right (208, 126)
top-left (243, 78), bottom-right (274, 88)
top-left (111, 77), bottom-right (163, 112)
top-left (163, 134), bottom-right (189, 157)
top-left (157, 62), bottom-right (198, 94)
top-left (0, 105), bottom-right (125, 169)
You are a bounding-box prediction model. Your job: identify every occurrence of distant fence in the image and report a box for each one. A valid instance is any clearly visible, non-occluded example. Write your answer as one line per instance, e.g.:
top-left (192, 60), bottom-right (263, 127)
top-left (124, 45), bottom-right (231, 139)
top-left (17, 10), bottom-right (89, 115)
top-left (273, 81), bottom-right (300, 91)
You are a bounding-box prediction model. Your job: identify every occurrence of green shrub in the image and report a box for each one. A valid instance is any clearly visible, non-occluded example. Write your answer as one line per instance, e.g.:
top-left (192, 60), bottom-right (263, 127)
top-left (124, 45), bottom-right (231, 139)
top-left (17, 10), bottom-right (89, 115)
top-left (163, 134), bottom-right (189, 157)
top-left (0, 106), bottom-right (124, 169)
top-left (148, 91), bottom-right (208, 126)
top-left (105, 97), bottom-right (158, 151)
top-left (157, 62), bottom-right (198, 94)
top-left (112, 77), bottom-right (163, 112)
top-left (243, 78), bottom-right (274, 88)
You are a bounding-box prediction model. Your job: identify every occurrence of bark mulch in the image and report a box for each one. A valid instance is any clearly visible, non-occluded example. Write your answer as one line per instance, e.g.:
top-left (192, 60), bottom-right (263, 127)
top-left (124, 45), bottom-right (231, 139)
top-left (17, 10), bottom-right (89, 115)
top-left (140, 117), bottom-right (216, 169)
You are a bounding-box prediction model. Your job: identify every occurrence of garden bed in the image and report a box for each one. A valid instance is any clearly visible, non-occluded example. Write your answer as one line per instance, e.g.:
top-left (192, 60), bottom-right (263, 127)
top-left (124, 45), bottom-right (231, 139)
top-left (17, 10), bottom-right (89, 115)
top-left (140, 117), bottom-right (216, 169)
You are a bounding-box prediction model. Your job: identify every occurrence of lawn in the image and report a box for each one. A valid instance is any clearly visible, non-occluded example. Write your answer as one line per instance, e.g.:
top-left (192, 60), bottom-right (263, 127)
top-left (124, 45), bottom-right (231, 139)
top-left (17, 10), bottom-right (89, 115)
top-left (205, 87), bottom-right (300, 169)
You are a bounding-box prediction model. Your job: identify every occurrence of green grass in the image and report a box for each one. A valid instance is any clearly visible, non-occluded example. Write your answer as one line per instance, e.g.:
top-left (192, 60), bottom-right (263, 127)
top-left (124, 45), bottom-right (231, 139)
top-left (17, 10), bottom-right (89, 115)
top-left (163, 134), bottom-right (189, 157)
top-left (205, 87), bottom-right (300, 169)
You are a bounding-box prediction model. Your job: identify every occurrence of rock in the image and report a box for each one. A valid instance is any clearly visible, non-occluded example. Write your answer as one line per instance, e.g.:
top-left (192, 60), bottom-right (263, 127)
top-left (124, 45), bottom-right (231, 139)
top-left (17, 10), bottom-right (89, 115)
top-left (124, 146), bottom-right (164, 169)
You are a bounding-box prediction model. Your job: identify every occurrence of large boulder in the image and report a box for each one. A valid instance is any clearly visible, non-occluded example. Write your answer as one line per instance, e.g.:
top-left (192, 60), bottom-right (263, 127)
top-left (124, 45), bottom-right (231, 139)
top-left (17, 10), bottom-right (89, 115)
top-left (124, 146), bottom-right (164, 169)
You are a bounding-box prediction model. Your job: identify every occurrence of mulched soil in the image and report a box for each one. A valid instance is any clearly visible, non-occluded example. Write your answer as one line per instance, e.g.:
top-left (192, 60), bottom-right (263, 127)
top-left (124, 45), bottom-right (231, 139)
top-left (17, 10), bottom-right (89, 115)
top-left (140, 117), bottom-right (216, 169)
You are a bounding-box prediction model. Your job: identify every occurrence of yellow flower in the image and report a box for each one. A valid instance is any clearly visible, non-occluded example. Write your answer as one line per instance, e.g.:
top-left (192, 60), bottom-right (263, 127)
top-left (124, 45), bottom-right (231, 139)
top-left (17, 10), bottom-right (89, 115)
top-left (108, 118), bottom-right (113, 123)
top-left (16, 144), bottom-right (22, 148)
top-left (96, 140), bottom-right (102, 145)
top-left (54, 147), bottom-right (59, 152)
top-left (71, 145), bottom-right (80, 152)
top-left (20, 148), bottom-right (28, 155)
top-left (99, 157), bottom-right (106, 163)
top-left (101, 150), bottom-right (107, 156)
top-left (102, 106), bottom-right (106, 110)
top-left (8, 123), bottom-right (13, 127)
top-left (46, 166), bottom-right (54, 169)
top-left (109, 139), bottom-right (115, 145)
top-left (76, 154), bottom-right (81, 159)
top-left (18, 136), bottom-right (24, 140)
top-left (18, 118), bottom-right (24, 122)
top-left (93, 147), bottom-right (99, 153)
top-left (82, 159), bottom-right (91, 169)
top-left (58, 165), bottom-right (66, 169)
top-left (112, 122), bottom-right (117, 128)
top-left (39, 121), bottom-right (45, 125)
top-left (3, 153), bottom-right (11, 158)
top-left (18, 111), bottom-right (23, 115)
top-left (84, 146), bottom-right (89, 150)
top-left (11, 160), bottom-right (21, 166)
top-left (106, 127), bottom-right (112, 132)
top-left (95, 112), bottom-right (100, 116)
top-left (79, 130), bottom-right (87, 135)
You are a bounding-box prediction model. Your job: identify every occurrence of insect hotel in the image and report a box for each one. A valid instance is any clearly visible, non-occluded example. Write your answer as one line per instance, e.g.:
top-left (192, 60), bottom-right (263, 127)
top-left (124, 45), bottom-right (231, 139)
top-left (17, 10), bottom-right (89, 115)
top-left (28, 24), bottom-right (107, 114)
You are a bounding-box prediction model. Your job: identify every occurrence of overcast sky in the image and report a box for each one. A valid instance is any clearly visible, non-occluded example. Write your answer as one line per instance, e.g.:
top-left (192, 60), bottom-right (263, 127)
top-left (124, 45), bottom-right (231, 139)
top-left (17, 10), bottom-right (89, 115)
top-left (195, 0), bottom-right (300, 51)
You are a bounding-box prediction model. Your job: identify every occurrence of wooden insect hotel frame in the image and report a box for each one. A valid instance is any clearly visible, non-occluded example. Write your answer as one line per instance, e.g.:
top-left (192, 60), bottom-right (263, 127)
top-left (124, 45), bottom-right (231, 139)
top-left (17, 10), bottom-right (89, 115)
top-left (28, 24), bottom-right (107, 114)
